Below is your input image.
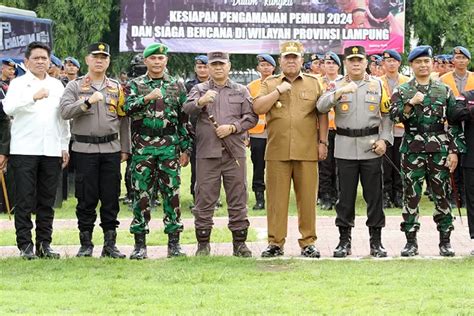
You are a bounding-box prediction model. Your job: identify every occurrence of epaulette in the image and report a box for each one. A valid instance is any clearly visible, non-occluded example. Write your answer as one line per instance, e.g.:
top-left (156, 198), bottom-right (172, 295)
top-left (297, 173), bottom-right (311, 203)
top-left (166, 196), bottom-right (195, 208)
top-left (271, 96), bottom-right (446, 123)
top-left (74, 76), bottom-right (85, 82)
top-left (302, 73), bottom-right (319, 80)
top-left (266, 74), bottom-right (282, 81)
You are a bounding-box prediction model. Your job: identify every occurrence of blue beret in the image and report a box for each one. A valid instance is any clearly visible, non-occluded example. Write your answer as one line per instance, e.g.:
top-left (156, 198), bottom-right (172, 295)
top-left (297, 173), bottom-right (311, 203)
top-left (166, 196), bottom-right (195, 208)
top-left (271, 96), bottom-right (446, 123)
top-left (408, 45), bottom-right (433, 62)
top-left (382, 49), bottom-right (401, 62)
top-left (453, 46), bottom-right (471, 59)
top-left (194, 55), bottom-right (208, 65)
top-left (64, 57), bottom-right (80, 68)
top-left (446, 54), bottom-right (454, 63)
top-left (324, 51), bottom-right (341, 67)
top-left (257, 54), bottom-right (276, 67)
top-left (369, 54), bottom-right (381, 64)
top-left (2, 58), bottom-right (16, 67)
top-left (50, 55), bottom-right (63, 68)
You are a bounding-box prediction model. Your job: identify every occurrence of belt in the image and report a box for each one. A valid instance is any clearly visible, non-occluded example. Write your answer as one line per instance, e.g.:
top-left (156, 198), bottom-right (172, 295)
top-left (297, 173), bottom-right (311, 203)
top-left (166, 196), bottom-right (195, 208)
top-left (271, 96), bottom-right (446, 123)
top-left (336, 127), bottom-right (379, 137)
top-left (73, 133), bottom-right (118, 144)
top-left (133, 125), bottom-right (176, 137)
top-left (405, 123), bottom-right (444, 134)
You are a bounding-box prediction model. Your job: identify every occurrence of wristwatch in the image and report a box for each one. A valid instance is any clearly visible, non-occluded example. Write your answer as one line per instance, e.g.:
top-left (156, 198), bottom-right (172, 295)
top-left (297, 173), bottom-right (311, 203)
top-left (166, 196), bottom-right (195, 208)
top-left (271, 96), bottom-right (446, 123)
top-left (84, 98), bottom-right (92, 109)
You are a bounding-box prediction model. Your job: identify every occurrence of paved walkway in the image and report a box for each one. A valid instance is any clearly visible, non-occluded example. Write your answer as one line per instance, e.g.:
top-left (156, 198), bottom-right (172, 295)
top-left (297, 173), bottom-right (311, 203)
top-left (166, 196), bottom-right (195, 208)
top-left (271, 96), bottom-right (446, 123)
top-left (0, 216), bottom-right (472, 259)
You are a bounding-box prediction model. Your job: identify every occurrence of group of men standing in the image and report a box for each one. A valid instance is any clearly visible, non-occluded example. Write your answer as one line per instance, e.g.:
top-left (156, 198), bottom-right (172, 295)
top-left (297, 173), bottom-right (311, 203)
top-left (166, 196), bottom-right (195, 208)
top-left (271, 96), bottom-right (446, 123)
top-left (1, 38), bottom-right (473, 259)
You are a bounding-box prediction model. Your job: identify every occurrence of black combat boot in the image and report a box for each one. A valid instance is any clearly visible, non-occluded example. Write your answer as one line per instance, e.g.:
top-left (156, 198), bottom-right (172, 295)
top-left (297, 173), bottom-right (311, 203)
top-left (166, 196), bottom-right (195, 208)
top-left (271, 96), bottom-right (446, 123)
top-left (232, 229), bottom-right (252, 257)
top-left (439, 231), bottom-right (455, 257)
top-left (129, 233), bottom-right (147, 260)
top-left (392, 192), bottom-right (403, 208)
top-left (333, 226), bottom-right (352, 258)
top-left (301, 245), bottom-right (320, 258)
top-left (19, 243), bottom-right (37, 260)
top-left (168, 231), bottom-right (186, 258)
top-left (252, 191), bottom-right (265, 210)
top-left (261, 244), bottom-right (284, 258)
top-left (101, 231), bottom-right (126, 259)
top-left (383, 192), bottom-right (392, 209)
top-left (36, 242), bottom-right (60, 259)
top-left (76, 231), bottom-right (94, 257)
top-left (369, 227), bottom-right (387, 257)
top-left (319, 193), bottom-right (333, 211)
top-left (195, 229), bottom-right (211, 256)
top-left (401, 231), bottom-right (418, 257)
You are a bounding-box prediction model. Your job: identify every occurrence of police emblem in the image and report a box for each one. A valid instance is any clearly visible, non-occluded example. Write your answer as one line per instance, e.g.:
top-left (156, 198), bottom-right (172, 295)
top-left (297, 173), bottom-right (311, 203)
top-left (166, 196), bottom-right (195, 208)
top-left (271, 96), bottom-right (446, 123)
top-left (341, 103), bottom-right (349, 111)
top-left (98, 44), bottom-right (105, 51)
top-left (352, 47), bottom-right (359, 54)
top-left (454, 48), bottom-right (461, 54)
top-left (369, 105), bottom-right (375, 111)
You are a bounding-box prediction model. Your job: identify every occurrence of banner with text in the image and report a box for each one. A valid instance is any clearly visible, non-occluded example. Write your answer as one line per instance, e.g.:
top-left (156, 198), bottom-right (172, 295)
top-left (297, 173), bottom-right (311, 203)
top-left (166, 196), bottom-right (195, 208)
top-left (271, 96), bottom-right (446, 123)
top-left (120, 0), bottom-right (405, 55)
top-left (0, 14), bottom-right (53, 59)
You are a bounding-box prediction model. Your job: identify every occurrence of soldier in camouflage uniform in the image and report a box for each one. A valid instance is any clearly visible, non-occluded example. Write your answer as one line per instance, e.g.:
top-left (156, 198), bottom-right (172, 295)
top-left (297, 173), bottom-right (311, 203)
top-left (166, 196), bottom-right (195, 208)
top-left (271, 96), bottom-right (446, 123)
top-left (390, 46), bottom-right (466, 257)
top-left (125, 43), bottom-right (192, 259)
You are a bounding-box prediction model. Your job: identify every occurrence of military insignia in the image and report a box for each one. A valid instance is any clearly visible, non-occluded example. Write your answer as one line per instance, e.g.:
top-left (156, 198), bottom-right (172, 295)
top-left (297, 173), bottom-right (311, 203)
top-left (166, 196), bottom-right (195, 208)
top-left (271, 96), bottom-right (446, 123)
top-left (159, 45), bottom-right (164, 53)
top-left (352, 47), bottom-right (359, 54)
top-left (98, 44), bottom-right (105, 51)
top-left (81, 86), bottom-right (90, 91)
top-left (107, 87), bottom-right (118, 93)
top-left (383, 52), bottom-right (390, 58)
top-left (341, 103), bottom-right (349, 111)
top-left (454, 48), bottom-right (461, 54)
top-left (340, 95), bottom-right (348, 101)
top-left (275, 101), bottom-right (282, 108)
top-left (369, 105), bottom-right (375, 111)
top-left (109, 105), bottom-right (116, 113)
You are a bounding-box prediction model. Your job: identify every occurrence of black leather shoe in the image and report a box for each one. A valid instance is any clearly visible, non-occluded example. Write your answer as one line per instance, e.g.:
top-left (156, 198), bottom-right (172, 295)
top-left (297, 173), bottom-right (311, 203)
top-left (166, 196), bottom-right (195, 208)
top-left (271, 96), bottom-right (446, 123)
top-left (261, 245), bottom-right (284, 258)
top-left (36, 242), bottom-right (60, 259)
top-left (301, 245), bottom-right (320, 258)
top-left (401, 232), bottom-right (418, 257)
top-left (20, 243), bottom-right (37, 260)
top-left (130, 233), bottom-right (147, 260)
top-left (439, 231), bottom-right (455, 257)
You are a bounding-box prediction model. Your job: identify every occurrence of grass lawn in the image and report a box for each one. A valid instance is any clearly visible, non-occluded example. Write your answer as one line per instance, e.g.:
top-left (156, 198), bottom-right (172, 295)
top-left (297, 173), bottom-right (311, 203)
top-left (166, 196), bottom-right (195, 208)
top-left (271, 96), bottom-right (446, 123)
top-left (0, 227), bottom-right (258, 246)
top-left (0, 257), bottom-right (473, 314)
top-left (0, 149), bottom-right (466, 220)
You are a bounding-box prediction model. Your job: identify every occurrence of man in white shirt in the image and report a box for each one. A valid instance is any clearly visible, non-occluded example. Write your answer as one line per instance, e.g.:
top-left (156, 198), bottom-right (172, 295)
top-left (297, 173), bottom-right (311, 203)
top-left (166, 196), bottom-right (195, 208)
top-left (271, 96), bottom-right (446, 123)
top-left (3, 42), bottom-right (70, 260)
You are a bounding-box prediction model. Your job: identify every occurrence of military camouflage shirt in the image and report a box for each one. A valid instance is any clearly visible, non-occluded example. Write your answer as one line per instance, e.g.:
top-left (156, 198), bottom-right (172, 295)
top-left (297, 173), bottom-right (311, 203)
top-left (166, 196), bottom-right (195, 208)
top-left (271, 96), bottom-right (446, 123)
top-left (389, 78), bottom-right (466, 154)
top-left (125, 73), bottom-right (192, 155)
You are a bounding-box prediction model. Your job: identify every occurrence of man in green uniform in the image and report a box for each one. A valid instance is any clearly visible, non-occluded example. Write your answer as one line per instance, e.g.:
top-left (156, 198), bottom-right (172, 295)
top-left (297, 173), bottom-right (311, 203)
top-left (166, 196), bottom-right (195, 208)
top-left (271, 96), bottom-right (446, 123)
top-left (390, 45), bottom-right (466, 257)
top-left (125, 43), bottom-right (192, 259)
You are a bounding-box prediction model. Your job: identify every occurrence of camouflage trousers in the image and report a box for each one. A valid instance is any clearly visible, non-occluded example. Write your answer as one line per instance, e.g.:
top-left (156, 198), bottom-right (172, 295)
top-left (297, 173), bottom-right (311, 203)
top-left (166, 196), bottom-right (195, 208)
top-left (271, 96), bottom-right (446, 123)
top-left (401, 152), bottom-right (453, 233)
top-left (129, 146), bottom-right (183, 235)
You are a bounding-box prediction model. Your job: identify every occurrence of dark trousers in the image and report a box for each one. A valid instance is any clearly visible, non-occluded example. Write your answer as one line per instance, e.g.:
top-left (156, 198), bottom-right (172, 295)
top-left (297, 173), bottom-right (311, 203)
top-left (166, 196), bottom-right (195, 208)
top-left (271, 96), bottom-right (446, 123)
top-left (463, 167), bottom-right (474, 239)
top-left (125, 154), bottom-right (133, 200)
top-left (383, 136), bottom-right (402, 197)
top-left (190, 143), bottom-right (197, 199)
top-left (74, 151), bottom-right (121, 233)
top-left (335, 158), bottom-right (385, 228)
top-left (250, 137), bottom-right (266, 192)
top-left (194, 152), bottom-right (249, 231)
top-left (318, 129), bottom-right (336, 198)
top-left (10, 155), bottom-right (61, 249)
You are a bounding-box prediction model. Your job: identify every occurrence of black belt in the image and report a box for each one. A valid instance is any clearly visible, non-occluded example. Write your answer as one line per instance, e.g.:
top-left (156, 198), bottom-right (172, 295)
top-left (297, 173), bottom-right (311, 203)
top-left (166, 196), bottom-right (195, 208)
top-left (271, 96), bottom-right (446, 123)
top-left (405, 123), bottom-right (445, 133)
top-left (336, 127), bottom-right (379, 137)
top-left (73, 133), bottom-right (118, 144)
top-left (133, 125), bottom-right (176, 137)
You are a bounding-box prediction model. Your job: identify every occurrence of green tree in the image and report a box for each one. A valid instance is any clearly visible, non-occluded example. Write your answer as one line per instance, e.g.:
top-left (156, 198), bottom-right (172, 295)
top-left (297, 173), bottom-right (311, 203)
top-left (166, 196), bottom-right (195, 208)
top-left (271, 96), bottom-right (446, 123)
top-left (405, 0), bottom-right (474, 54)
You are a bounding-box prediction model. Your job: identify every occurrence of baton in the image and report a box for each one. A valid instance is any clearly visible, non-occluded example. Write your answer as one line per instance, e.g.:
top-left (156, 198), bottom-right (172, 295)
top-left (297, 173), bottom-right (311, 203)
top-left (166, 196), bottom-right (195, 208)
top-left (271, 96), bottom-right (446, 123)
top-left (450, 172), bottom-right (463, 225)
top-left (0, 170), bottom-right (11, 220)
top-left (208, 115), bottom-right (240, 167)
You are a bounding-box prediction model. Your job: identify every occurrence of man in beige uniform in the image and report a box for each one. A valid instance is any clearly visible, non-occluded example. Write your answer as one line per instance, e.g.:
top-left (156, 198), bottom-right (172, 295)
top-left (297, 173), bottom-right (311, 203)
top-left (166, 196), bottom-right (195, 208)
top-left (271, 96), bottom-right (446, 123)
top-left (60, 42), bottom-right (131, 258)
top-left (254, 41), bottom-right (328, 258)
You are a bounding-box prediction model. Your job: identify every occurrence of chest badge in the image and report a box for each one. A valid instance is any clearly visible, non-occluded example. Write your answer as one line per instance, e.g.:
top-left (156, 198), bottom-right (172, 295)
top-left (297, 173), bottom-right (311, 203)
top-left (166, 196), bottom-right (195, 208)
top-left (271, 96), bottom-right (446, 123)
top-left (369, 105), bottom-right (375, 111)
top-left (341, 103), bottom-right (349, 111)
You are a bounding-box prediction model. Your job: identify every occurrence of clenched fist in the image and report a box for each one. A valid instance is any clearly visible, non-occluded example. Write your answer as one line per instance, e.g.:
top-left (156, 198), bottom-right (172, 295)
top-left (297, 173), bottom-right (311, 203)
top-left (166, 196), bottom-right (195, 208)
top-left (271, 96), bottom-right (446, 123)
top-left (198, 90), bottom-right (218, 107)
top-left (276, 81), bottom-right (292, 94)
top-left (339, 81), bottom-right (358, 95)
top-left (33, 88), bottom-right (49, 101)
top-left (89, 91), bottom-right (104, 104)
top-left (409, 91), bottom-right (425, 106)
top-left (146, 88), bottom-right (163, 101)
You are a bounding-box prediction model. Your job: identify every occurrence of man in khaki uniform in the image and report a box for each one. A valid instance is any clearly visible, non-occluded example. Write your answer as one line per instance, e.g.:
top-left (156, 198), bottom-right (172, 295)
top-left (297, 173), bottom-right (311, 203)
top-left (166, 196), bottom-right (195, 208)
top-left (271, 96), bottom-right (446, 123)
top-left (254, 41), bottom-right (328, 258)
top-left (60, 42), bottom-right (130, 259)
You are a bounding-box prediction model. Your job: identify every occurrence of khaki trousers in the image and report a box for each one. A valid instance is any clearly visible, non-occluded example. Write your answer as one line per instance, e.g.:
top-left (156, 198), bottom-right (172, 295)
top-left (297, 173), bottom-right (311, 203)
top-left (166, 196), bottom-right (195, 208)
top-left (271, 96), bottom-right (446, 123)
top-left (266, 160), bottom-right (318, 248)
